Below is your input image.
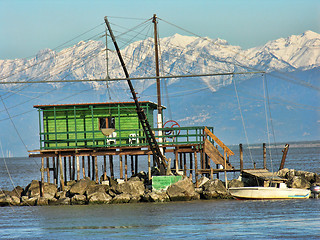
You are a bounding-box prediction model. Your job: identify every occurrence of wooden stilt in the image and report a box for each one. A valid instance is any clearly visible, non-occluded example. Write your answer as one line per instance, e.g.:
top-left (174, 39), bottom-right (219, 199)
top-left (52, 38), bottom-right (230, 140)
top-left (216, 164), bottom-right (220, 179)
top-left (135, 155), bottom-right (138, 175)
top-left (46, 157), bottom-right (50, 183)
top-left (175, 150), bottom-right (179, 173)
top-left (189, 152), bottom-right (193, 179)
top-left (52, 157), bottom-right (56, 185)
top-left (59, 155), bottom-right (65, 191)
top-left (194, 152), bottom-right (198, 187)
top-left (224, 151), bottom-right (228, 188)
top-left (82, 156), bottom-right (86, 178)
top-left (119, 155), bottom-right (123, 179)
top-left (87, 156), bottom-right (91, 178)
top-left (40, 157), bottom-right (44, 197)
top-left (210, 168), bottom-right (214, 180)
top-left (148, 154), bottom-right (151, 181)
top-left (109, 155), bottom-right (114, 179)
top-left (72, 156), bottom-right (76, 180)
top-left (91, 156), bottom-right (94, 181)
top-left (68, 157), bottom-right (72, 181)
top-left (63, 157), bottom-right (67, 183)
top-left (76, 156), bottom-right (80, 181)
top-left (56, 156), bottom-right (59, 186)
top-left (183, 153), bottom-right (187, 176)
top-left (94, 156), bottom-right (98, 183)
top-left (103, 155), bottom-right (107, 181)
top-left (131, 155), bottom-right (134, 176)
top-left (125, 155), bottom-right (128, 181)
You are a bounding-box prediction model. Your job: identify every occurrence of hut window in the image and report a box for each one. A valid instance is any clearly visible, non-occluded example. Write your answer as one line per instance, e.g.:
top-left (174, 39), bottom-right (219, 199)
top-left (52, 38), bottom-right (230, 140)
top-left (99, 117), bottom-right (115, 129)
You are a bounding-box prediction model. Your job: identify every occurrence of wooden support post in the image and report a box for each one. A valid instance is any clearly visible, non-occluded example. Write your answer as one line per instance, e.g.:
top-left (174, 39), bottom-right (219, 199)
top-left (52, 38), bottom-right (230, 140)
top-left (239, 143), bottom-right (243, 172)
top-left (59, 155), bottom-right (65, 191)
top-left (40, 157), bottom-right (44, 197)
top-left (279, 144), bottom-right (289, 170)
top-left (119, 155), bottom-right (123, 179)
top-left (135, 155), bottom-right (138, 175)
top-left (63, 157), bottom-right (67, 183)
top-left (109, 155), bottom-right (114, 179)
top-left (94, 156), bottom-right (98, 184)
top-left (56, 156), bottom-right (59, 186)
top-left (189, 153), bottom-right (193, 179)
top-left (216, 164), bottom-right (220, 179)
top-left (68, 157), bottom-right (72, 181)
top-left (87, 156), bottom-right (91, 178)
top-left (103, 155), bottom-right (107, 181)
top-left (175, 150), bottom-right (179, 172)
top-left (224, 150), bottom-right (228, 189)
top-left (92, 156), bottom-right (95, 181)
top-left (263, 143), bottom-right (267, 169)
top-left (179, 152), bottom-right (183, 170)
top-left (125, 155), bottom-right (128, 181)
top-left (210, 168), bottom-right (213, 180)
top-left (194, 152), bottom-right (198, 187)
top-left (52, 157), bottom-right (56, 185)
top-left (82, 156), bottom-right (85, 178)
top-left (183, 153), bottom-right (187, 176)
top-left (46, 157), bottom-right (50, 183)
top-left (72, 156), bottom-right (76, 181)
top-left (131, 155), bottom-right (134, 176)
top-left (148, 154), bottom-right (151, 181)
top-left (76, 156), bottom-right (80, 181)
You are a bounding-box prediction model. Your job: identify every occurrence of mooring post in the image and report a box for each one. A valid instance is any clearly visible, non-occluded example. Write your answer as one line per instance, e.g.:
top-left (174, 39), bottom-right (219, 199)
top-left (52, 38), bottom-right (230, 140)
top-left (263, 143), bottom-right (267, 169)
top-left (239, 143), bottom-right (243, 172)
top-left (279, 144), bottom-right (289, 170)
top-left (59, 155), bottom-right (65, 191)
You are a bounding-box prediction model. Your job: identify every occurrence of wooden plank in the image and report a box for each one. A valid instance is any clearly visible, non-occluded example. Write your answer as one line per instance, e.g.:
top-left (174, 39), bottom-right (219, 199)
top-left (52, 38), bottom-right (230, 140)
top-left (204, 127), bottom-right (234, 156)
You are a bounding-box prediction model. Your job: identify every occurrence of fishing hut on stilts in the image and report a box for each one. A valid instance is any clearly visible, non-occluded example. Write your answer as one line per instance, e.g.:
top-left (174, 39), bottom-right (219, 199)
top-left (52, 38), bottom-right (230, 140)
top-left (29, 15), bottom-right (274, 193)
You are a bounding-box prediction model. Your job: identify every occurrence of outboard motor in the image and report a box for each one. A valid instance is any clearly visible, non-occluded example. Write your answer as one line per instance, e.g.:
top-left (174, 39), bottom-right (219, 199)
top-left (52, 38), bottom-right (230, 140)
top-left (310, 185), bottom-right (320, 199)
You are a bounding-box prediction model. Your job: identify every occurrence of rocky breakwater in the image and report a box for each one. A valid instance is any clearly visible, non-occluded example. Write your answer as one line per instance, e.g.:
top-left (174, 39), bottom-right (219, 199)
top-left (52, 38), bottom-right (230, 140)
top-left (277, 168), bottom-right (320, 189)
top-left (0, 172), bottom-right (233, 207)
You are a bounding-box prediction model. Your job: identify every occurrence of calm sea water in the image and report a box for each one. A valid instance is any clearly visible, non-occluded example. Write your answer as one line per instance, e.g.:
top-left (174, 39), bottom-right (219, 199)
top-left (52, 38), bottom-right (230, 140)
top-left (0, 141), bottom-right (319, 239)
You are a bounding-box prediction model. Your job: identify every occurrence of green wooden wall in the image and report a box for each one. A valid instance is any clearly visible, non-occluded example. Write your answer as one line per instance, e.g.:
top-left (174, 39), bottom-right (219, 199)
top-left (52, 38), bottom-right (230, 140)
top-left (36, 102), bottom-right (157, 149)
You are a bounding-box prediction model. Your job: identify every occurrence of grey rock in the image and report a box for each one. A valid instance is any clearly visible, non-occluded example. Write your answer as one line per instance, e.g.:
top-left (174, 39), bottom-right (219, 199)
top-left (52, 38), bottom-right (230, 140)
top-left (201, 179), bottom-right (229, 199)
top-left (71, 194), bottom-right (87, 205)
top-left (20, 196), bottom-right (38, 206)
top-left (287, 176), bottom-right (310, 189)
top-left (143, 191), bottom-right (170, 202)
top-left (88, 192), bottom-right (112, 204)
top-left (86, 185), bottom-right (109, 198)
top-left (37, 197), bottom-right (49, 206)
top-left (228, 179), bottom-right (245, 188)
top-left (69, 178), bottom-right (96, 195)
top-left (112, 193), bottom-right (131, 203)
top-left (295, 171), bottom-right (316, 183)
top-left (54, 197), bottom-right (71, 205)
top-left (277, 168), bottom-right (290, 178)
top-left (115, 181), bottom-right (145, 197)
top-left (166, 178), bottom-right (199, 201)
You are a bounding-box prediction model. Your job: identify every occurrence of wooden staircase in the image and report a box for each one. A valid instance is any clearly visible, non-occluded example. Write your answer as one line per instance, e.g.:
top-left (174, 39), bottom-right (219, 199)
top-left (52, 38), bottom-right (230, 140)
top-left (203, 127), bottom-right (235, 170)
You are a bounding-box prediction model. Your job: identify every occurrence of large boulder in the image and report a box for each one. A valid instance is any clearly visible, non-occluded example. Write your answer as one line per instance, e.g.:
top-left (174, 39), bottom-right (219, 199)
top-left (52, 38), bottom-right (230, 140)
top-left (201, 179), bottom-right (229, 199)
top-left (287, 176), bottom-right (310, 189)
top-left (277, 168), bottom-right (290, 178)
top-left (85, 185), bottom-right (109, 199)
top-left (143, 191), bottom-right (170, 202)
top-left (0, 195), bottom-right (20, 206)
top-left (71, 194), bottom-right (87, 205)
top-left (88, 192), bottom-right (112, 204)
top-left (20, 196), bottom-right (37, 206)
top-left (228, 179), bottom-right (245, 188)
top-left (37, 197), bottom-right (49, 206)
top-left (9, 186), bottom-right (24, 198)
top-left (24, 180), bottom-right (57, 198)
top-left (69, 178), bottom-right (96, 195)
top-left (112, 193), bottom-right (131, 204)
top-left (295, 171), bottom-right (316, 183)
top-left (166, 178), bottom-right (199, 201)
top-left (115, 180), bottom-right (145, 197)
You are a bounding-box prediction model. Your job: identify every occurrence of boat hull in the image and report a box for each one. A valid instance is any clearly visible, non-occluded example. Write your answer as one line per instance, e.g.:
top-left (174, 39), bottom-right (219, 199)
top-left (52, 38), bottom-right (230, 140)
top-left (229, 187), bottom-right (310, 200)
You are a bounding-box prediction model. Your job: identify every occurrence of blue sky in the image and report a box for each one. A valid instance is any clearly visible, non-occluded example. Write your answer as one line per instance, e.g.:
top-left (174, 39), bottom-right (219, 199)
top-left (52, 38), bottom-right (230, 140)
top-left (0, 0), bottom-right (319, 59)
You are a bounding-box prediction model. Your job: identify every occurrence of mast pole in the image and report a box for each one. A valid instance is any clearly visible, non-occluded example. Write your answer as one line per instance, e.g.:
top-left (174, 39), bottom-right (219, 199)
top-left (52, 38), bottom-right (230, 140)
top-left (152, 14), bottom-right (163, 148)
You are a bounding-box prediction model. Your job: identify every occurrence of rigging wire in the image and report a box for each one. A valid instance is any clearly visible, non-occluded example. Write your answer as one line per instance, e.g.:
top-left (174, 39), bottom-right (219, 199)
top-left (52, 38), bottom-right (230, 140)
top-left (232, 75), bottom-right (254, 166)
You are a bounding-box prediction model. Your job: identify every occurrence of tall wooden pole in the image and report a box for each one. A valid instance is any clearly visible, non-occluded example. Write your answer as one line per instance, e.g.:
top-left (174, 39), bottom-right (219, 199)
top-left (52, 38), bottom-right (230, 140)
top-left (263, 143), bottom-right (267, 169)
top-left (59, 155), bottom-right (65, 191)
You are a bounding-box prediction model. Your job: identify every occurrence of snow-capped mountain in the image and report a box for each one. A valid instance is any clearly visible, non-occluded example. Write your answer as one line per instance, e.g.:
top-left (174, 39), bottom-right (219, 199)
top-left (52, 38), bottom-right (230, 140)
top-left (0, 31), bottom-right (319, 93)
